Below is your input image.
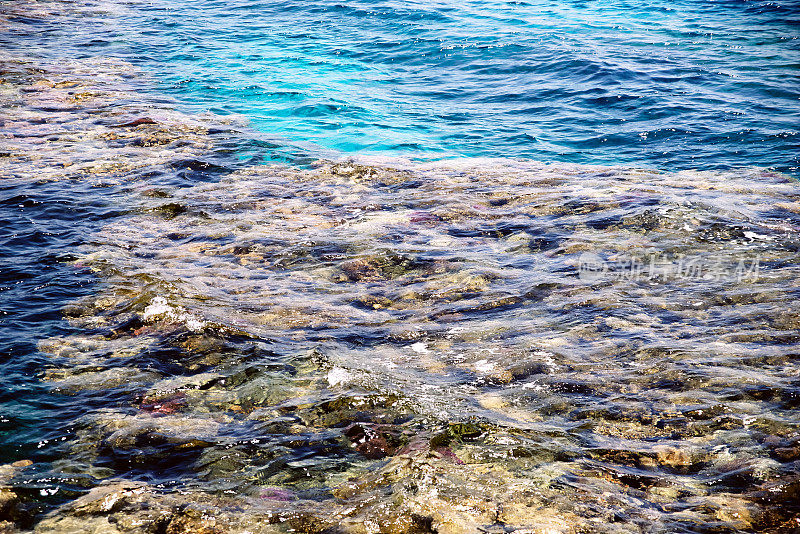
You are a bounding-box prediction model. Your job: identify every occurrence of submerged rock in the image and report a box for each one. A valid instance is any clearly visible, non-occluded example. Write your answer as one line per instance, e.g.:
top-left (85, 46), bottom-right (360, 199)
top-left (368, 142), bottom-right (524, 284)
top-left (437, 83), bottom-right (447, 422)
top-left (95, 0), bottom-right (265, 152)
top-left (7, 51), bottom-right (799, 531)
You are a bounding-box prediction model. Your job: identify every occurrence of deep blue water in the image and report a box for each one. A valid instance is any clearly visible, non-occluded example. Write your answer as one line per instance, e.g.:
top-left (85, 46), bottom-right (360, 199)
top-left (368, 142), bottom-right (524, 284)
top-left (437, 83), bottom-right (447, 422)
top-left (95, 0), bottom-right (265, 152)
top-left (65, 0), bottom-right (800, 173)
top-left (0, 182), bottom-right (118, 458)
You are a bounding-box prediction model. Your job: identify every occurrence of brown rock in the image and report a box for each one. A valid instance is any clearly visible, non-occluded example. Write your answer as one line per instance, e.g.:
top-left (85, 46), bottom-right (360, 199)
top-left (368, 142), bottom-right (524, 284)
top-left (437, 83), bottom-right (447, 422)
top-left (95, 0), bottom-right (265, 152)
top-left (652, 445), bottom-right (693, 468)
top-left (0, 489), bottom-right (18, 518)
top-left (164, 515), bottom-right (223, 534)
top-left (113, 117), bottom-right (157, 128)
top-left (774, 447), bottom-right (800, 462)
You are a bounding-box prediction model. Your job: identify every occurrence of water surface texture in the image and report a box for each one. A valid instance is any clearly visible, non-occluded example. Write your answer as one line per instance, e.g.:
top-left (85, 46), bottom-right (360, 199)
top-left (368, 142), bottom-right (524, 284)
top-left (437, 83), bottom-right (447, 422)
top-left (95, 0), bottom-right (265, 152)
top-left (1, 1), bottom-right (800, 533)
top-left (128, 0), bottom-right (799, 171)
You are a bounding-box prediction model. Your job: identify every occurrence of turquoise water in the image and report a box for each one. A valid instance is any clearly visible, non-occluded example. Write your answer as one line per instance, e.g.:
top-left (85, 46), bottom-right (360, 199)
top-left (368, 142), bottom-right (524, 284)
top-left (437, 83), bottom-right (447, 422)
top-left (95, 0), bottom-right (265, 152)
top-left (81, 0), bottom-right (800, 171)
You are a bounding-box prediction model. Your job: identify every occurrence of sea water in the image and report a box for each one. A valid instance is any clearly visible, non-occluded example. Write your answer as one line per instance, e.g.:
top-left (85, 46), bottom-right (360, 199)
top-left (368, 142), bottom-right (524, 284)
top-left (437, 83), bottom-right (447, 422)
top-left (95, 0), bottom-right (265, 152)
top-left (1, 1), bottom-right (799, 532)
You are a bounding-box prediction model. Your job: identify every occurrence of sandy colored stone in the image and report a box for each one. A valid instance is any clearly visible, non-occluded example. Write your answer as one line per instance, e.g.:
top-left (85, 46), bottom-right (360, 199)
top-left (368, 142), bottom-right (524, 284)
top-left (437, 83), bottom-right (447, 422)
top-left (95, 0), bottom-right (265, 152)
top-left (68, 481), bottom-right (147, 516)
top-left (498, 504), bottom-right (576, 533)
top-left (0, 489), bottom-right (18, 516)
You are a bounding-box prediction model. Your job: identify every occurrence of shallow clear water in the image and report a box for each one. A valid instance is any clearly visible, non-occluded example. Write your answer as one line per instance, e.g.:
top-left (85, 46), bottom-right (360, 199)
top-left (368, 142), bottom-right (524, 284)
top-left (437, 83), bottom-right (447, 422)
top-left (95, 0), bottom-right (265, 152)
top-left (1, 1), bottom-right (800, 533)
